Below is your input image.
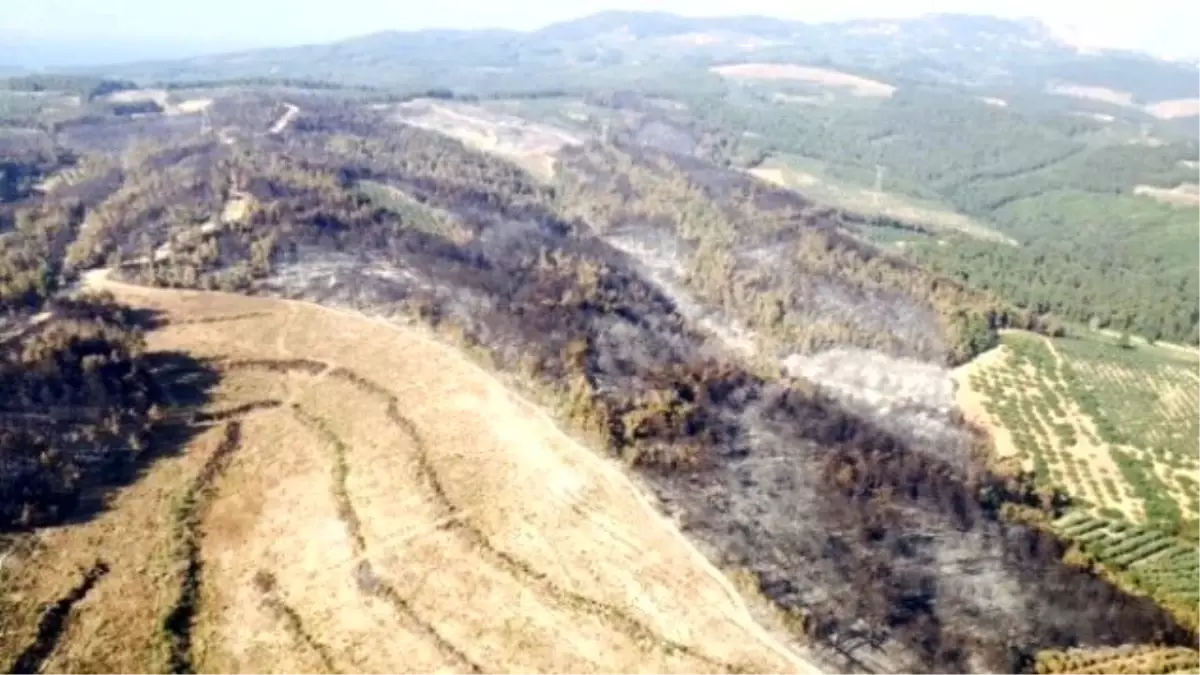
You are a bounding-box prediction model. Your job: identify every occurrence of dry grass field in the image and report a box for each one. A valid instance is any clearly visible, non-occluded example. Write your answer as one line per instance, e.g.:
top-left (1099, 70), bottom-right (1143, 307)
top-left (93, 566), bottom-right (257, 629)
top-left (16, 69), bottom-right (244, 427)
top-left (710, 64), bottom-right (896, 98)
top-left (0, 275), bottom-right (819, 674)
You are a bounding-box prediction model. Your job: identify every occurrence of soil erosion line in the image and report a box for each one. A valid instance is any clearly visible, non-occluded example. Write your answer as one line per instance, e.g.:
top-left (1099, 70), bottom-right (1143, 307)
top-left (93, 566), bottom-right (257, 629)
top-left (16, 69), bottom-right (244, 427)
top-left (7, 561), bottom-right (111, 675)
top-left (163, 421), bottom-right (242, 674)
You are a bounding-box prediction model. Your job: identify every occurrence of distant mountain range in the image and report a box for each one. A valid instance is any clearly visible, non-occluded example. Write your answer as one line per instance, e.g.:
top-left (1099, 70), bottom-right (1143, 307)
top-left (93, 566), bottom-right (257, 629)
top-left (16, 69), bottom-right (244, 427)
top-left (19, 11), bottom-right (1200, 105)
top-left (0, 37), bottom-right (263, 71)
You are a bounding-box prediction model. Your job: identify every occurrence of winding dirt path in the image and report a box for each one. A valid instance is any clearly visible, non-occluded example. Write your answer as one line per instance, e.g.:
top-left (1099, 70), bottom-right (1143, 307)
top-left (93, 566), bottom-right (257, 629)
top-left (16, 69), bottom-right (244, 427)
top-left (269, 104), bottom-right (300, 134)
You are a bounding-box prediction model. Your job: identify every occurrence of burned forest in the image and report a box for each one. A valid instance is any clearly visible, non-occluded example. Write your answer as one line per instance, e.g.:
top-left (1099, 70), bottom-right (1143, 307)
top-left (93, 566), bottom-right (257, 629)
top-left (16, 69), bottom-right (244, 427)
top-left (0, 86), bottom-right (1193, 674)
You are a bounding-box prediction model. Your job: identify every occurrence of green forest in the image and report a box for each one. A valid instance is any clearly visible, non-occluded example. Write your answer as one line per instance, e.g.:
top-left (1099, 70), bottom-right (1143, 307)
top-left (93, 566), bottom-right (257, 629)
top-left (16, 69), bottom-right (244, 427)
top-left (612, 84), bottom-right (1199, 344)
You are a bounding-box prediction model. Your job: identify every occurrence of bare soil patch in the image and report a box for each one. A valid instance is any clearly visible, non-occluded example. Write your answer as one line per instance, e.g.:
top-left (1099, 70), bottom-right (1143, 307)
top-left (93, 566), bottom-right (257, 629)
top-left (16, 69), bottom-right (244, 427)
top-left (1145, 99), bottom-right (1200, 119)
top-left (711, 64), bottom-right (896, 98)
top-left (391, 101), bottom-right (582, 181)
top-left (1134, 183), bottom-right (1200, 207)
top-left (171, 98), bottom-right (213, 116)
top-left (1047, 83), bottom-right (1135, 107)
top-left (269, 104), bottom-right (300, 134)
top-left (952, 345), bottom-right (1019, 459)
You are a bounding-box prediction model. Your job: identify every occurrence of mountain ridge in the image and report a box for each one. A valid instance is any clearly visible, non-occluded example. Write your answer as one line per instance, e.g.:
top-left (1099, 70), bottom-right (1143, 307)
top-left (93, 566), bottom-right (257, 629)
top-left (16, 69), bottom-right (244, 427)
top-left (30, 10), bottom-right (1196, 103)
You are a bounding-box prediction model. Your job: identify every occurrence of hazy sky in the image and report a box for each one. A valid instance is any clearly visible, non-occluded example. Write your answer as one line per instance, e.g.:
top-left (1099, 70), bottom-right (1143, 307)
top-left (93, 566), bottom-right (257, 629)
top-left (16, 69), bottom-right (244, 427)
top-left (5, 0), bottom-right (1199, 58)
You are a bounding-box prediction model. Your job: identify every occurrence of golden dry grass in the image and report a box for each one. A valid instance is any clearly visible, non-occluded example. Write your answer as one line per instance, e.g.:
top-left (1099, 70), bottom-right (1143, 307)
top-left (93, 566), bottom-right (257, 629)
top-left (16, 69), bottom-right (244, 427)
top-left (710, 64), bottom-right (896, 98)
top-left (0, 273), bottom-right (820, 674)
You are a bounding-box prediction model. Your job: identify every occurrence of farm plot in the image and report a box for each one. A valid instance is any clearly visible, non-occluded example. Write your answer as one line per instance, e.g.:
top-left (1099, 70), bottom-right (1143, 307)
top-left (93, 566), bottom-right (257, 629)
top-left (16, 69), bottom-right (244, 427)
top-left (1036, 643), bottom-right (1200, 674)
top-left (963, 332), bottom-right (1198, 525)
top-left (1053, 335), bottom-right (1199, 524)
top-left (1053, 512), bottom-right (1199, 627)
top-left (963, 333), bottom-right (1137, 516)
top-left (1055, 336), bottom-right (1199, 466)
top-left (960, 330), bottom-right (1200, 631)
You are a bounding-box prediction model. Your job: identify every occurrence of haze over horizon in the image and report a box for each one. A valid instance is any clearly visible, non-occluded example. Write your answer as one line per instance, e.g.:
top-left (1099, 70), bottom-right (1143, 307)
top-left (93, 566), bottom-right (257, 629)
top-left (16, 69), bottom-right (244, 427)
top-left (4, 0), bottom-right (1199, 67)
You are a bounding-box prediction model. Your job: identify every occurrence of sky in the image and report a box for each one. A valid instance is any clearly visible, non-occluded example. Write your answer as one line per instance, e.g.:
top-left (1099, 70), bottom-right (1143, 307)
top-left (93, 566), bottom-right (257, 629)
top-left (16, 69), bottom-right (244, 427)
top-left (4, 0), bottom-right (1199, 61)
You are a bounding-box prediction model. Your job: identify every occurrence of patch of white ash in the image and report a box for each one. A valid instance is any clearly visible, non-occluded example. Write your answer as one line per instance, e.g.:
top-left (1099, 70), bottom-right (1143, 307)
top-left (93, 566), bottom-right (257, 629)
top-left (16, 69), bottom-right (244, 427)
top-left (784, 347), bottom-right (970, 465)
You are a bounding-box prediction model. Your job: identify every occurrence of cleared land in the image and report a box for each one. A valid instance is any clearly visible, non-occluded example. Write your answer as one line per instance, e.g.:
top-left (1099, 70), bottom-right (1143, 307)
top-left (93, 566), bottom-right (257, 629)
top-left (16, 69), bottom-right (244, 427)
top-left (749, 158), bottom-right (1015, 245)
top-left (0, 276), bottom-right (818, 674)
top-left (105, 88), bottom-right (214, 116)
top-left (1133, 183), bottom-right (1200, 207)
top-left (1145, 99), bottom-right (1200, 120)
top-left (1047, 83), bottom-right (1136, 107)
top-left (390, 100), bottom-right (582, 180)
top-left (710, 64), bottom-right (896, 98)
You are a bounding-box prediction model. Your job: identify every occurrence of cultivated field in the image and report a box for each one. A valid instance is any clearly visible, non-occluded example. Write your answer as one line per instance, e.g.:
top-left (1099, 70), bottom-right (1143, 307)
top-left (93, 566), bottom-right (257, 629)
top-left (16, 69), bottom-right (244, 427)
top-left (0, 278), bottom-right (818, 674)
top-left (710, 64), bottom-right (896, 98)
top-left (955, 330), bottom-right (1200, 629)
top-left (959, 332), bottom-right (1198, 521)
top-left (956, 333), bottom-right (1142, 516)
top-left (1036, 644), bottom-right (1200, 674)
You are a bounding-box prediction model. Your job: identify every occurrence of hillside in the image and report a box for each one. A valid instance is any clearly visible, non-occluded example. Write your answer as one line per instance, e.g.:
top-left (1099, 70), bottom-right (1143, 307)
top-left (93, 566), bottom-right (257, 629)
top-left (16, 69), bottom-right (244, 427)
top-left (1, 14), bottom-right (1198, 674)
top-left (1, 275), bottom-right (818, 673)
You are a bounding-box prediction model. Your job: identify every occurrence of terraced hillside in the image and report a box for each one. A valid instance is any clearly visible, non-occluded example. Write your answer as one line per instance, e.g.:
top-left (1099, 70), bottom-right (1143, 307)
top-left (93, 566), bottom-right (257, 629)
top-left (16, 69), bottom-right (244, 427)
top-left (0, 277), bottom-right (817, 674)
